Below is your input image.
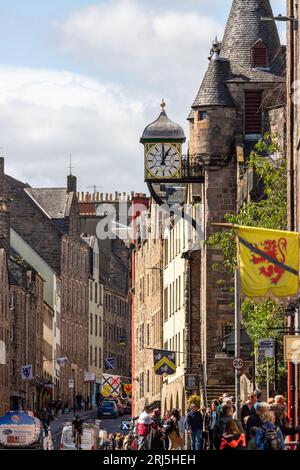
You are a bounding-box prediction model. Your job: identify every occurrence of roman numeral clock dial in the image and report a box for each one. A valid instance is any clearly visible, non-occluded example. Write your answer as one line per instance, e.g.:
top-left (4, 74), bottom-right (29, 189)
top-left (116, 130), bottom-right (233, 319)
top-left (146, 144), bottom-right (181, 179)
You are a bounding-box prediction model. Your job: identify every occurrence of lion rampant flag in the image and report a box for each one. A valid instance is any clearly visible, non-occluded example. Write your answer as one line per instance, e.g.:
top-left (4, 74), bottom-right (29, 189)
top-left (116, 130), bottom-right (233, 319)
top-left (237, 226), bottom-right (299, 298)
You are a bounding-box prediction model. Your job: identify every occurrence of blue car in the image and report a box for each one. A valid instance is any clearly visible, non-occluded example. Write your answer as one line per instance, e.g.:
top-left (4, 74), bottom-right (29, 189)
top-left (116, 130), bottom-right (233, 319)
top-left (98, 401), bottom-right (119, 419)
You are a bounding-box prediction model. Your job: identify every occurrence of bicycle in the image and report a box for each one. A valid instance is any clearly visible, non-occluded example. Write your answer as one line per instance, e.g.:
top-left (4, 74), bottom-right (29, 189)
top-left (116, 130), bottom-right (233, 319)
top-left (73, 430), bottom-right (82, 450)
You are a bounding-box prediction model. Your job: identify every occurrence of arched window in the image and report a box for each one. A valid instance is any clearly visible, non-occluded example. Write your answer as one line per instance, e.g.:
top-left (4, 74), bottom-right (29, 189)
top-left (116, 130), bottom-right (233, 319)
top-left (252, 40), bottom-right (269, 68)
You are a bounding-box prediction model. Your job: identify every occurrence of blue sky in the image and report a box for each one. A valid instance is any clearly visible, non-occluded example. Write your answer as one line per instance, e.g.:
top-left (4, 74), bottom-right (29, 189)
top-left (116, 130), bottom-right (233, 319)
top-left (0, 0), bottom-right (286, 193)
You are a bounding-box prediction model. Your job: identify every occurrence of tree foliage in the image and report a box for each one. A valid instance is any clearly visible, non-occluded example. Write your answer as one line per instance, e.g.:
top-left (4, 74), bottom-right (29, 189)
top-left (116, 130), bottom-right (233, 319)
top-left (207, 133), bottom-right (287, 385)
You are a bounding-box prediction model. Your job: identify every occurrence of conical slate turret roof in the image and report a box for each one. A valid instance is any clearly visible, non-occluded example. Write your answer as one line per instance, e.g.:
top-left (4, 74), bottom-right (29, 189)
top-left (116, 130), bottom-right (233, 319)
top-left (220, 0), bottom-right (285, 81)
top-left (192, 52), bottom-right (235, 108)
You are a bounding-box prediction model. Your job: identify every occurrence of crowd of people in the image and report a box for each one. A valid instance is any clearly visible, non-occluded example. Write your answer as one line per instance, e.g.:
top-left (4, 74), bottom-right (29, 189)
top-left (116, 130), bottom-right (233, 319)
top-left (132, 391), bottom-right (300, 451)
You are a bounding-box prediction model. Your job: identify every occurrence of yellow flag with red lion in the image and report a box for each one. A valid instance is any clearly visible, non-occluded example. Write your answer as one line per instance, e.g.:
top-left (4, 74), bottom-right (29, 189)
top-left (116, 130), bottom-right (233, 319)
top-left (237, 226), bottom-right (299, 298)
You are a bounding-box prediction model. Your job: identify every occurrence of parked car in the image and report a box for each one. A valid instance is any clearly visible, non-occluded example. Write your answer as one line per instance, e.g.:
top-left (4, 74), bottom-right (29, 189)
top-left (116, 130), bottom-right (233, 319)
top-left (103, 398), bottom-right (124, 416)
top-left (98, 401), bottom-right (119, 419)
top-left (60, 422), bottom-right (100, 450)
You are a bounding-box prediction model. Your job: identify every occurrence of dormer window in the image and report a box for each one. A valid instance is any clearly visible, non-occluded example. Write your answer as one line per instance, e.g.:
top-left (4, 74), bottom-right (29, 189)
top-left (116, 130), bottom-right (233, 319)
top-left (252, 40), bottom-right (269, 69)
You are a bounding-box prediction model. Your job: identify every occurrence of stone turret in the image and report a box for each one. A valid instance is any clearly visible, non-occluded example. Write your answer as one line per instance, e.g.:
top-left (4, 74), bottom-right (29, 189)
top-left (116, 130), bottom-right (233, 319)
top-left (190, 44), bottom-right (236, 167)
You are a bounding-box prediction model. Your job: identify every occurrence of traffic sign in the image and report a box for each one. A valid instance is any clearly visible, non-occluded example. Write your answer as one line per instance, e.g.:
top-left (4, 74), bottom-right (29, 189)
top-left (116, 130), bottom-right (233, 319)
top-left (233, 357), bottom-right (244, 370)
top-left (68, 379), bottom-right (74, 389)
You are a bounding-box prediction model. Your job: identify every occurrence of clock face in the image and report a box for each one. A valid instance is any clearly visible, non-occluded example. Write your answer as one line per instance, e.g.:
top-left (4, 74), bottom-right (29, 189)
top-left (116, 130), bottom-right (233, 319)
top-left (146, 144), bottom-right (181, 179)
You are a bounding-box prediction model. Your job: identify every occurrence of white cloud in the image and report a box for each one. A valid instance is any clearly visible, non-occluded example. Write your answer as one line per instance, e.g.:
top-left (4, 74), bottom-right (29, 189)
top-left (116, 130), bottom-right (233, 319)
top-left (55, 0), bottom-right (223, 113)
top-left (0, 66), bottom-right (148, 193)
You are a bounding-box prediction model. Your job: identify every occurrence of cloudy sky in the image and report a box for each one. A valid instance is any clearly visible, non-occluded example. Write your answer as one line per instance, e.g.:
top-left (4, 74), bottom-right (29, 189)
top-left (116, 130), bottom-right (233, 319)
top-left (0, 0), bottom-right (286, 194)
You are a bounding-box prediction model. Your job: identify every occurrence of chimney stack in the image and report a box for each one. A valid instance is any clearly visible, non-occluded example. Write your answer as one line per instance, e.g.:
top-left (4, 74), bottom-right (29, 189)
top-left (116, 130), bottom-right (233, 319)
top-left (67, 174), bottom-right (77, 193)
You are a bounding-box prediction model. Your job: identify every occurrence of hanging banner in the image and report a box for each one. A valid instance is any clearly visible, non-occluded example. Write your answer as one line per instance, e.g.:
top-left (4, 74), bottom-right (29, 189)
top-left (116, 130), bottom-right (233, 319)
top-left (21, 365), bottom-right (33, 381)
top-left (153, 349), bottom-right (176, 375)
top-left (123, 384), bottom-right (132, 396)
top-left (105, 357), bottom-right (116, 370)
top-left (237, 226), bottom-right (299, 297)
top-left (101, 374), bottom-right (120, 398)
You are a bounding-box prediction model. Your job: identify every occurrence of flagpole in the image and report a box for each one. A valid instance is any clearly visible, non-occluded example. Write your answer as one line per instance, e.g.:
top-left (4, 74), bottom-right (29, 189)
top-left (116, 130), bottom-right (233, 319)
top-left (235, 268), bottom-right (241, 423)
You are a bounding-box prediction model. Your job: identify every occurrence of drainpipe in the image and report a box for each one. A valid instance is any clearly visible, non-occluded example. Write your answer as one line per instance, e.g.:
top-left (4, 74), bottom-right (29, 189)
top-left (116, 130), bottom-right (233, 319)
top-left (287, 0), bottom-right (296, 429)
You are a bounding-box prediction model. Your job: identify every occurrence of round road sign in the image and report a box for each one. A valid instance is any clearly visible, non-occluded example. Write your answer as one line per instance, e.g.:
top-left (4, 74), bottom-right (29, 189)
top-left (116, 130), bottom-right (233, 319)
top-left (233, 357), bottom-right (244, 370)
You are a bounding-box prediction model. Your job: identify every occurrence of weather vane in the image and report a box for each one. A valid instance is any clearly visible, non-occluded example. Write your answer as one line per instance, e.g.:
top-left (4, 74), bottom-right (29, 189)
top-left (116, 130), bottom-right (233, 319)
top-left (160, 99), bottom-right (166, 110)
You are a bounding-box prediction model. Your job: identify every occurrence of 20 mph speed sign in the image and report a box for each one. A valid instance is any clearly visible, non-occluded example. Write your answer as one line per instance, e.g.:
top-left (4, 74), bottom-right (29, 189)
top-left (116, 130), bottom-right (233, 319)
top-left (233, 358), bottom-right (244, 370)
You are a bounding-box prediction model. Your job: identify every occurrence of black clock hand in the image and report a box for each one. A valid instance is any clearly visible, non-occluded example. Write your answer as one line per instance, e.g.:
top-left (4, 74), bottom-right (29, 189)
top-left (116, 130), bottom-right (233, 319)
top-left (161, 146), bottom-right (172, 165)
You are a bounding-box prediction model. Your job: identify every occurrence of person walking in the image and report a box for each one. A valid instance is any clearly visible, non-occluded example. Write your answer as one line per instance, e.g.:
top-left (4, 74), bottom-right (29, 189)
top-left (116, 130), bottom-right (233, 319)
top-left (220, 420), bottom-right (246, 451)
top-left (137, 406), bottom-right (153, 450)
top-left (186, 403), bottom-right (203, 451)
top-left (213, 405), bottom-right (237, 450)
top-left (208, 402), bottom-right (218, 450)
top-left (162, 410), bottom-right (170, 450)
top-left (246, 402), bottom-right (269, 444)
top-left (241, 394), bottom-right (257, 430)
top-left (255, 410), bottom-right (285, 450)
top-left (165, 409), bottom-right (183, 450)
top-left (148, 409), bottom-right (164, 450)
top-left (201, 407), bottom-right (210, 450)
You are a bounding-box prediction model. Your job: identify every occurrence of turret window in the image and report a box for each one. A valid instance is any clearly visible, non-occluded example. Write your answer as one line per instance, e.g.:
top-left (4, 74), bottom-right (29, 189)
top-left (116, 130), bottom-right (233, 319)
top-left (198, 111), bottom-right (207, 121)
top-left (252, 40), bottom-right (269, 69)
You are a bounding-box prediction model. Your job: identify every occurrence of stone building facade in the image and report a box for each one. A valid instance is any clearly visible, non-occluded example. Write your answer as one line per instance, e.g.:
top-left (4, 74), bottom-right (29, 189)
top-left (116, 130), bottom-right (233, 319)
top-left (133, 203), bottom-right (163, 415)
top-left (103, 285), bottom-right (131, 380)
top-left (79, 192), bottom-right (133, 389)
top-left (84, 236), bottom-right (104, 406)
top-left (0, 160), bottom-right (90, 405)
top-left (8, 254), bottom-right (44, 411)
top-left (0, 205), bottom-right (10, 415)
top-left (186, 0), bottom-right (286, 394)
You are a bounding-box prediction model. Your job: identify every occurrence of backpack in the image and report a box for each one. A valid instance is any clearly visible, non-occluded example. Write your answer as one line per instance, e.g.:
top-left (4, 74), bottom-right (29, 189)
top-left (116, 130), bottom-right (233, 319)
top-left (261, 425), bottom-right (281, 450)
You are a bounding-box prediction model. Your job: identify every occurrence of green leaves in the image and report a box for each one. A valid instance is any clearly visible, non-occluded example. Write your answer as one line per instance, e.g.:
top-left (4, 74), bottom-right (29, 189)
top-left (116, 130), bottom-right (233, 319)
top-left (207, 133), bottom-right (288, 385)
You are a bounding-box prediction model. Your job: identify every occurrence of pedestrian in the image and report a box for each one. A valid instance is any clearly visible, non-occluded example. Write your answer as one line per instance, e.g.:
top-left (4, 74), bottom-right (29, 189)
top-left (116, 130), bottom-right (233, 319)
top-left (106, 433), bottom-right (115, 450)
top-left (247, 426), bottom-right (257, 450)
top-left (186, 402), bottom-right (203, 450)
top-left (148, 409), bottom-right (164, 450)
top-left (84, 397), bottom-right (88, 411)
top-left (251, 390), bottom-right (263, 414)
top-left (220, 420), bottom-right (246, 451)
top-left (241, 393), bottom-right (257, 430)
top-left (165, 409), bottom-right (183, 450)
top-left (201, 407), bottom-right (210, 450)
top-left (137, 406), bottom-right (153, 450)
top-left (178, 413), bottom-right (186, 449)
top-left (162, 410), bottom-right (170, 450)
top-left (208, 402), bottom-right (218, 450)
top-left (245, 402), bottom-right (269, 444)
top-left (273, 396), bottom-right (300, 438)
top-left (213, 405), bottom-right (238, 450)
top-left (115, 433), bottom-right (124, 450)
top-left (255, 410), bottom-right (285, 450)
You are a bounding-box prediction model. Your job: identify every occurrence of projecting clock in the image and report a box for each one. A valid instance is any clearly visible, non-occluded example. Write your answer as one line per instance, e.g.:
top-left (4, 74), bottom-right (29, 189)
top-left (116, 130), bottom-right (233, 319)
top-left (146, 143), bottom-right (181, 179)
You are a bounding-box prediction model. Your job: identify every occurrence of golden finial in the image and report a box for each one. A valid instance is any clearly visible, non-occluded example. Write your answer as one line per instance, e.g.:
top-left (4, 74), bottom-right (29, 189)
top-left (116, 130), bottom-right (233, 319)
top-left (160, 99), bottom-right (166, 110)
